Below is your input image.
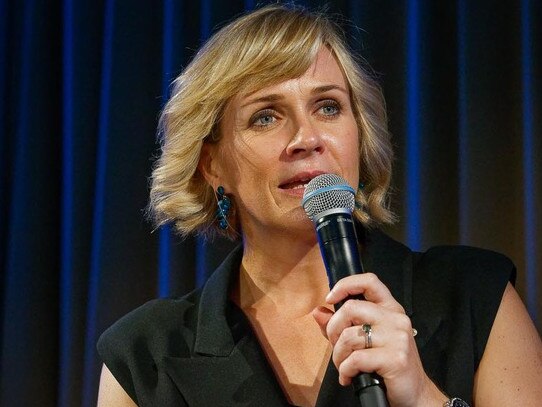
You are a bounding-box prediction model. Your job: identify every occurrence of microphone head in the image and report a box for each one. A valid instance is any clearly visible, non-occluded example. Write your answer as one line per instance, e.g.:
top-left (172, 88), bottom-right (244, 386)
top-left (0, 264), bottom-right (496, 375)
top-left (302, 174), bottom-right (356, 221)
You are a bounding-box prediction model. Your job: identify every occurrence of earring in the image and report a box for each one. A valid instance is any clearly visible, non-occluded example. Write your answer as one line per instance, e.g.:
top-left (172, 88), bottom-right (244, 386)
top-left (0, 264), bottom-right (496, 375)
top-left (355, 182), bottom-right (365, 210)
top-left (216, 185), bottom-right (231, 230)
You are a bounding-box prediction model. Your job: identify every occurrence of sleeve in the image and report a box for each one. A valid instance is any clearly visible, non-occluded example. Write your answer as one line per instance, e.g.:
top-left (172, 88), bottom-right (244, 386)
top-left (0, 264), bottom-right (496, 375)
top-left (97, 296), bottom-right (198, 406)
top-left (413, 246), bottom-right (517, 401)
top-left (421, 245), bottom-right (516, 367)
top-left (97, 304), bottom-right (152, 404)
top-left (455, 247), bottom-right (516, 366)
top-left (97, 299), bottom-right (170, 405)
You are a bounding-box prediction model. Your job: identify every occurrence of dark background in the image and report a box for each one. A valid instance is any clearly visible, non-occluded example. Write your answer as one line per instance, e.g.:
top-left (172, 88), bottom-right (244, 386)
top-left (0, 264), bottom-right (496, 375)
top-left (0, 0), bottom-right (540, 405)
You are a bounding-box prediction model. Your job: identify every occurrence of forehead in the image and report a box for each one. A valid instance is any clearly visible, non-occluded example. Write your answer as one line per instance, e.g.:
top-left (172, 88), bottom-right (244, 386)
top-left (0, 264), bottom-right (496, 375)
top-left (236, 47), bottom-right (349, 104)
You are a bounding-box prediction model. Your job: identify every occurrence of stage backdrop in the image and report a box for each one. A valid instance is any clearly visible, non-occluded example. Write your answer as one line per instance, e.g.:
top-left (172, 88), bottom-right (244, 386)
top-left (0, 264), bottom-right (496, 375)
top-left (0, 0), bottom-right (540, 406)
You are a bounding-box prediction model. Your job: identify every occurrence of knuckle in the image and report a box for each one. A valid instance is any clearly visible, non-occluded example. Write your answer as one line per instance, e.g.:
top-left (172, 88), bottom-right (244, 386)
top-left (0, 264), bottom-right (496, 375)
top-left (395, 313), bottom-right (411, 330)
top-left (346, 351), bottom-right (365, 374)
top-left (364, 272), bottom-right (379, 285)
top-left (338, 355), bottom-right (355, 377)
top-left (352, 350), bottom-right (364, 365)
top-left (343, 326), bottom-right (360, 346)
top-left (395, 349), bottom-right (409, 368)
top-left (396, 330), bottom-right (410, 344)
top-left (396, 304), bottom-right (406, 314)
top-left (342, 299), bottom-right (357, 314)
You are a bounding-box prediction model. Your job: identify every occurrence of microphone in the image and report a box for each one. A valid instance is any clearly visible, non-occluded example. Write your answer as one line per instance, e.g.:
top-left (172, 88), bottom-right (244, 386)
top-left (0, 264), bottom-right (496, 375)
top-left (302, 174), bottom-right (389, 407)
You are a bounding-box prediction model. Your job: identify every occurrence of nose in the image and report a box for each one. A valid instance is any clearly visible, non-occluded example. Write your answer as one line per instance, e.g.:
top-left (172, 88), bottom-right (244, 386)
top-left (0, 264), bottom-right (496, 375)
top-left (285, 117), bottom-right (325, 157)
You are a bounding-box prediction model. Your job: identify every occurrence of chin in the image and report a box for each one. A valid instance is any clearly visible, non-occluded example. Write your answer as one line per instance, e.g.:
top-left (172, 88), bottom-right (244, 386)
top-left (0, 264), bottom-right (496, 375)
top-left (279, 209), bottom-right (314, 233)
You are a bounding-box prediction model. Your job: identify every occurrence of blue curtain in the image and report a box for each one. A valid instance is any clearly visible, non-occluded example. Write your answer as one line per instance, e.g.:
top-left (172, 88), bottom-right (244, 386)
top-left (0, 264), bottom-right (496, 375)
top-left (0, 0), bottom-right (540, 405)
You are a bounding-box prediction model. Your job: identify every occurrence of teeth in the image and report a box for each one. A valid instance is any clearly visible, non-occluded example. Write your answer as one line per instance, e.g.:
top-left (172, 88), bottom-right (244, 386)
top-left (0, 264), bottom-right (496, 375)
top-left (280, 177), bottom-right (312, 189)
top-left (282, 181), bottom-right (308, 189)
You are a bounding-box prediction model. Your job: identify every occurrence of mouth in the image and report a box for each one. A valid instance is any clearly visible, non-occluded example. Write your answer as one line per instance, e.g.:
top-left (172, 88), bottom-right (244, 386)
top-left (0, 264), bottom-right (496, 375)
top-left (278, 171), bottom-right (326, 191)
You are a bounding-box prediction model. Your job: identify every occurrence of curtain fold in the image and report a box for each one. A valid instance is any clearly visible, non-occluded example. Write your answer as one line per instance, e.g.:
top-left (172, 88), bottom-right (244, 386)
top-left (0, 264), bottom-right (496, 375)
top-left (0, 0), bottom-right (540, 405)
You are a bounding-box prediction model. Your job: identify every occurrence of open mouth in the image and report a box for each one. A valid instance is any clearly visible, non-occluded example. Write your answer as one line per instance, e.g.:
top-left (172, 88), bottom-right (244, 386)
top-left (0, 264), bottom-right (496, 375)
top-left (278, 171), bottom-right (325, 191)
top-left (279, 179), bottom-right (312, 190)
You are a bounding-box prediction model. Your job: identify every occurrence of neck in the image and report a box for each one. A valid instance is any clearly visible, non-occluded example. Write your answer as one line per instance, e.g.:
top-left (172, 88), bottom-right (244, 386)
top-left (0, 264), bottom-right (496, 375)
top-left (233, 230), bottom-right (330, 318)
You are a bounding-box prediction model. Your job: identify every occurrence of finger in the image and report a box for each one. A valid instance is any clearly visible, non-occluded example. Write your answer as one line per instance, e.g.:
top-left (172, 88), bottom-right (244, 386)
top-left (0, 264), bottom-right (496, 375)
top-left (325, 299), bottom-right (382, 345)
top-left (337, 335), bottom-right (417, 386)
top-left (326, 273), bottom-right (390, 303)
top-left (326, 299), bottom-right (412, 345)
top-left (337, 349), bottom-right (379, 386)
top-left (326, 273), bottom-right (404, 313)
top-left (332, 325), bottom-right (368, 368)
top-left (332, 318), bottom-right (414, 368)
top-left (312, 306), bottom-right (334, 339)
top-left (338, 348), bottom-right (406, 385)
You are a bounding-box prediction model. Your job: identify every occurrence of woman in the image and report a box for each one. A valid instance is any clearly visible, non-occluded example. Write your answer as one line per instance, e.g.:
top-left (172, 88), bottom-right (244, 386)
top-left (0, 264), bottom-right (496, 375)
top-left (97, 5), bottom-right (542, 407)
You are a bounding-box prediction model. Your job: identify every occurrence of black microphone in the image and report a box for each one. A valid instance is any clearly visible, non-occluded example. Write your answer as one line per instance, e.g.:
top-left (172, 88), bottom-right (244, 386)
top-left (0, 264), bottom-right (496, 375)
top-left (302, 174), bottom-right (389, 407)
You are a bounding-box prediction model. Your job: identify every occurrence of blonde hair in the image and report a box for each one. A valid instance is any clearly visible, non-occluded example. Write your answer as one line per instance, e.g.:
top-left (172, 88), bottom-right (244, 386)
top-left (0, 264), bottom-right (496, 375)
top-left (149, 4), bottom-right (395, 239)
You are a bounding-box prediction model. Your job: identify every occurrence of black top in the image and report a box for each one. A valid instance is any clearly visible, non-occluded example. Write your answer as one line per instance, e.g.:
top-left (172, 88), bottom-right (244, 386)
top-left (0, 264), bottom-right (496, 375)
top-left (97, 228), bottom-right (515, 406)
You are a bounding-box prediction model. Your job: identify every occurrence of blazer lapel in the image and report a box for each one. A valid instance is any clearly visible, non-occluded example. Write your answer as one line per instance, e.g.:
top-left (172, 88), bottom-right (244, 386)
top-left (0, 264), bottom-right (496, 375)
top-left (161, 335), bottom-right (288, 406)
top-left (161, 246), bottom-right (289, 406)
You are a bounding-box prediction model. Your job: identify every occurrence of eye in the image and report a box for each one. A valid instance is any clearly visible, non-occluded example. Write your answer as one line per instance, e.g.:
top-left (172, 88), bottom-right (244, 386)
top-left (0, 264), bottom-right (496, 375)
top-left (250, 109), bottom-right (277, 128)
top-left (317, 100), bottom-right (341, 117)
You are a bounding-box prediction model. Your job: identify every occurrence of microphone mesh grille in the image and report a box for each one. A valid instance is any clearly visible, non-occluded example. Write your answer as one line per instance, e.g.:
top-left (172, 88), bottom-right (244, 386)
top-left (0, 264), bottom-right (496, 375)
top-left (302, 174), bottom-right (355, 220)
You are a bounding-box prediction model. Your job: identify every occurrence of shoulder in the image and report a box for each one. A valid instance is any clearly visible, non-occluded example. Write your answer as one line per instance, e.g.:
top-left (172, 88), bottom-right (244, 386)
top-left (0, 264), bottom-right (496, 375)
top-left (412, 245), bottom-right (516, 373)
top-left (96, 245), bottom-right (243, 403)
top-left (98, 290), bottom-right (202, 360)
top-left (406, 245), bottom-right (519, 400)
top-left (411, 245), bottom-right (516, 315)
top-left (96, 290), bottom-right (202, 402)
top-left (413, 245), bottom-right (516, 287)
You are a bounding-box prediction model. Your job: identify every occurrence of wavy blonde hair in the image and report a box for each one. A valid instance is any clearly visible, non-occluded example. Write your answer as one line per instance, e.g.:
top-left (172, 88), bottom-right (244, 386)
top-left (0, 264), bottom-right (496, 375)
top-left (149, 4), bottom-right (395, 240)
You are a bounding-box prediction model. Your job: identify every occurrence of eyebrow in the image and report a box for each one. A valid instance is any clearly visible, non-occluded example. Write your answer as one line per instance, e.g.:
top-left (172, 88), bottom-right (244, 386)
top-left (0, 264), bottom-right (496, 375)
top-left (241, 84), bottom-right (349, 108)
top-left (241, 93), bottom-right (284, 108)
top-left (311, 84), bottom-right (348, 95)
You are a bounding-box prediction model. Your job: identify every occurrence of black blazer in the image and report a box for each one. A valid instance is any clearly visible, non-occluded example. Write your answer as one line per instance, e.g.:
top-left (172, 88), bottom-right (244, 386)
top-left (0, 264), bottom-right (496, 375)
top-left (98, 227), bottom-right (514, 406)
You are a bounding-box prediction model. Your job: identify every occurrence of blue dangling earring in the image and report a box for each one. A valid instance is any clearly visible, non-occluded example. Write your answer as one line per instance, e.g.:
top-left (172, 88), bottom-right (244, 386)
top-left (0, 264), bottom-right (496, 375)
top-left (216, 185), bottom-right (231, 230)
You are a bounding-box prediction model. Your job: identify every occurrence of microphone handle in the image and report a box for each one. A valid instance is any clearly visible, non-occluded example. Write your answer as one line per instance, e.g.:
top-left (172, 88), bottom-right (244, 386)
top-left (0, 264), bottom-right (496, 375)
top-left (316, 214), bottom-right (390, 407)
top-left (334, 296), bottom-right (390, 407)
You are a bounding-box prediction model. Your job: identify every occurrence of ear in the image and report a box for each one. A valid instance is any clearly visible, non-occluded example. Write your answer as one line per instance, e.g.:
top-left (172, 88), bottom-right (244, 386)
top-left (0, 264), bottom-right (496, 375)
top-left (198, 142), bottom-right (221, 188)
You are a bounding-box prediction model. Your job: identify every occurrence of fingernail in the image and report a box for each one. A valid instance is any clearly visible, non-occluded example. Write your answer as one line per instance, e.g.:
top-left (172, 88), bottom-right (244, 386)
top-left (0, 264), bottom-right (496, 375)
top-left (325, 290), bottom-right (333, 302)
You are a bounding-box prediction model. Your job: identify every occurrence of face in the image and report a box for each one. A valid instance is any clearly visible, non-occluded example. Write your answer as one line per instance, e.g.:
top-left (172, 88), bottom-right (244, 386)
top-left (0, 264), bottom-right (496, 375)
top-left (202, 47), bottom-right (360, 239)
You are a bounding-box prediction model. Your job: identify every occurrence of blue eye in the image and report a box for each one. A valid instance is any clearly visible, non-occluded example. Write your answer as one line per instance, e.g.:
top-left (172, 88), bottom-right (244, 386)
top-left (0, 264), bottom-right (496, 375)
top-left (255, 115), bottom-right (275, 126)
top-left (322, 105), bottom-right (339, 115)
top-left (318, 100), bottom-right (341, 117)
top-left (250, 109), bottom-right (277, 128)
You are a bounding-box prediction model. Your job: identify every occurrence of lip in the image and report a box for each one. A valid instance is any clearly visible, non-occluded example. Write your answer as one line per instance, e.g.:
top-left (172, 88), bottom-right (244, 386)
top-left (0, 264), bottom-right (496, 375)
top-left (278, 170), bottom-right (327, 195)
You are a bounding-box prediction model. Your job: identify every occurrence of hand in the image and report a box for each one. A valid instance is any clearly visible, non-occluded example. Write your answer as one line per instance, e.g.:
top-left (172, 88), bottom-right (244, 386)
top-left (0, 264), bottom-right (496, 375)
top-left (312, 273), bottom-right (447, 407)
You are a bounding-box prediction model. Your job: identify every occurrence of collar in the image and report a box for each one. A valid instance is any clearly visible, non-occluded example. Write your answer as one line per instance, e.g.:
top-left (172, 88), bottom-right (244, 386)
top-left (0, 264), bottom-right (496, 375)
top-left (161, 226), bottom-right (439, 406)
top-left (194, 244), bottom-right (244, 356)
top-left (193, 225), bottom-right (414, 358)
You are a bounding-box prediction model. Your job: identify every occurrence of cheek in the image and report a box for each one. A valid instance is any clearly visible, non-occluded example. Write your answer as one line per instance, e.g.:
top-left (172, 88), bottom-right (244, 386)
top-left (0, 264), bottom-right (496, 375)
top-left (224, 140), bottom-right (278, 195)
top-left (235, 135), bottom-right (283, 171)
